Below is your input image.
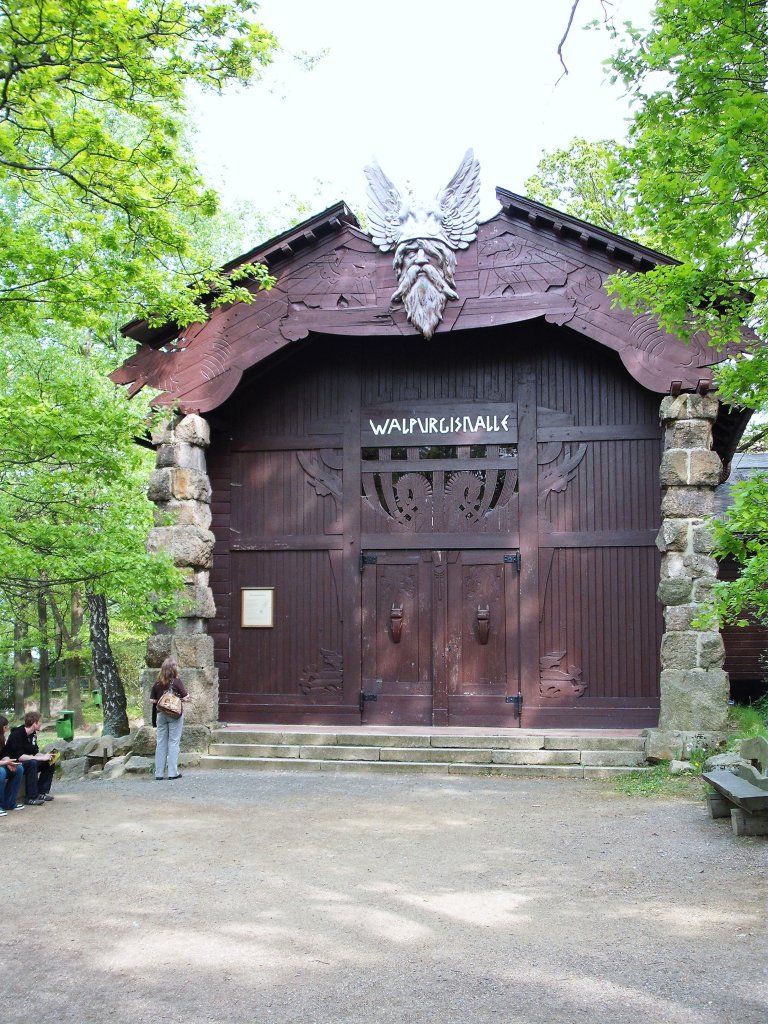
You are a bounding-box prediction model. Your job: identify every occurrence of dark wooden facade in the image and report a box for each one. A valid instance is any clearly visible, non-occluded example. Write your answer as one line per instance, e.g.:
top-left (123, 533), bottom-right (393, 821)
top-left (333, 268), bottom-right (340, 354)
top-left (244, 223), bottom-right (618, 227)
top-left (115, 190), bottom-right (749, 728)
top-left (206, 326), bottom-right (663, 726)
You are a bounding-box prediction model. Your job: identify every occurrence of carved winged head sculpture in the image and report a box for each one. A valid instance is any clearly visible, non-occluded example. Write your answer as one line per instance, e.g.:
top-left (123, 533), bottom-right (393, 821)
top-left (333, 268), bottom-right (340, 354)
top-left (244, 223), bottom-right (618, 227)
top-left (364, 149), bottom-right (481, 339)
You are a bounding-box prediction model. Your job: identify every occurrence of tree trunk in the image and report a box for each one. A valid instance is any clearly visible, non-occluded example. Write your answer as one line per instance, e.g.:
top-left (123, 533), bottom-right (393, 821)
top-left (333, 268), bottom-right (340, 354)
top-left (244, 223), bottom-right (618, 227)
top-left (66, 588), bottom-right (85, 727)
top-left (37, 590), bottom-right (51, 719)
top-left (87, 591), bottom-right (130, 737)
top-left (13, 611), bottom-right (32, 718)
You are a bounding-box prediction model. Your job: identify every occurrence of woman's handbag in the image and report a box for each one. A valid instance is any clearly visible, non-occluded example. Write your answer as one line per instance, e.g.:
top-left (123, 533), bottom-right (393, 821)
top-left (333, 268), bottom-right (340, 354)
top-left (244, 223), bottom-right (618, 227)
top-left (156, 688), bottom-right (183, 719)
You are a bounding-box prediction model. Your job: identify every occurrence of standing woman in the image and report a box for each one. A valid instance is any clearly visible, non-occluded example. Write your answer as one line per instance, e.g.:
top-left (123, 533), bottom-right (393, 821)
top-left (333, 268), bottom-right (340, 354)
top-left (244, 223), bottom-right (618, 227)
top-left (150, 657), bottom-right (190, 780)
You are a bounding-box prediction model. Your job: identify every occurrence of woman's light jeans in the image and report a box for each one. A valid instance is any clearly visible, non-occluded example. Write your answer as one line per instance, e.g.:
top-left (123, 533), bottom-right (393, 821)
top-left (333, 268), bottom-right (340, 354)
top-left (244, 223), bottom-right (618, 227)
top-left (155, 712), bottom-right (184, 778)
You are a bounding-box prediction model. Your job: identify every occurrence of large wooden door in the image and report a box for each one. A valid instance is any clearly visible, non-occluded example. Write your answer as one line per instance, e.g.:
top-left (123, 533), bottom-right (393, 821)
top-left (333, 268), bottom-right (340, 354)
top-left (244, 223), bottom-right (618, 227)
top-left (360, 549), bottom-right (521, 726)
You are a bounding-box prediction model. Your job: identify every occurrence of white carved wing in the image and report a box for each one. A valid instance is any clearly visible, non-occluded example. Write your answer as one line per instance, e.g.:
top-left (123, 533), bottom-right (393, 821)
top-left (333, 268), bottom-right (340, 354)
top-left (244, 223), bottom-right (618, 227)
top-left (436, 149), bottom-right (481, 249)
top-left (364, 159), bottom-right (404, 251)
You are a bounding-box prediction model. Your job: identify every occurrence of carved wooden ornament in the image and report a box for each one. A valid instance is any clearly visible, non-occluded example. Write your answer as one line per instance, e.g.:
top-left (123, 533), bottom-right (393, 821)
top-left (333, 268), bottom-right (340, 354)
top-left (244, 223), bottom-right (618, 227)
top-left (364, 149), bottom-right (481, 339)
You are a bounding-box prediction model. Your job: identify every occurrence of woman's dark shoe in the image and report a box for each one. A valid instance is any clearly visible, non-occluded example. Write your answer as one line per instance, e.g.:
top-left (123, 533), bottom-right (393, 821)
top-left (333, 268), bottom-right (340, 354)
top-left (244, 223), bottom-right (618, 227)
top-left (168, 774), bottom-right (182, 780)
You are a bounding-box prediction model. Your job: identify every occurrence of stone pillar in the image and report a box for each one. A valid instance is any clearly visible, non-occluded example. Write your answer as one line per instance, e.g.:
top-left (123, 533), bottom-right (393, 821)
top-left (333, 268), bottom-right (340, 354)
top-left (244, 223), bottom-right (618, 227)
top-left (651, 392), bottom-right (729, 758)
top-left (140, 414), bottom-right (218, 726)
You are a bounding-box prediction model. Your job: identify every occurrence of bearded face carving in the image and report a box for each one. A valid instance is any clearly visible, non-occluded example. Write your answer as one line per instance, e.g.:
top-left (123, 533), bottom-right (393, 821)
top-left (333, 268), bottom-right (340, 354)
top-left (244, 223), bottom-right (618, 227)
top-left (364, 150), bottom-right (481, 340)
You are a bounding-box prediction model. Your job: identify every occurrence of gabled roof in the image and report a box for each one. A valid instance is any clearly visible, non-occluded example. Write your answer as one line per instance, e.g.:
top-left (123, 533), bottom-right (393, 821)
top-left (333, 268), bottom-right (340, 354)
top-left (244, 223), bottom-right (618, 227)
top-left (112, 191), bottom-right (747, 417)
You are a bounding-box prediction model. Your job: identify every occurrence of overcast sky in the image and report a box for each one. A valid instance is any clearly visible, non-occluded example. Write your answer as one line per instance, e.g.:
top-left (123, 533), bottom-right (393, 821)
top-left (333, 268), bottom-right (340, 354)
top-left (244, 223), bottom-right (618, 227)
top-left (189, 0), bottom-right (655, 223)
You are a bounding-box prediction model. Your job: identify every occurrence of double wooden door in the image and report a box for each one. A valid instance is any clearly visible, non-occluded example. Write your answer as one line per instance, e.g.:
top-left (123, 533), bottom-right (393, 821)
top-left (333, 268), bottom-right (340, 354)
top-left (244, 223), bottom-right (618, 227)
top-left (360, 549), bottom-right (521, 726)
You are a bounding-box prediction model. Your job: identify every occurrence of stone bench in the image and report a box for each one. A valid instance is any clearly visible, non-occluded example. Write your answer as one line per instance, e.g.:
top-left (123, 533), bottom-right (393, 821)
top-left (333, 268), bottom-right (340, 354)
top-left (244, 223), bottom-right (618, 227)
top-left (703, 736), bottom-right (768, 836)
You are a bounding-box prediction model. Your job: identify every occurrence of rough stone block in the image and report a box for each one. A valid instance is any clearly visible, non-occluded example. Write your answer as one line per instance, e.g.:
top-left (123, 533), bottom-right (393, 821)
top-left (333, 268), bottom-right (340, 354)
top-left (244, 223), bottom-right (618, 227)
top-left (177, 583), bottom-right (216, 619)
top-left (124, 755), bottom-right (155, 774)
top-left (644, 729), bottom-right (686, 762)
top-left (657, 577), bottom-right (693, 606)
top-left (59, 756), bottom-right (89, 780)
top-left (172, 633), bottom-right (215, 669)
top-left (178, 752), bottom-right (202, 768)
top-left (101, 755), bottom-right (130, 780)
top-left (178, 724), bottom-right (211, 753)
top-left (174, 414), bottom-right (210, 448)
top-left (111, 734), bottom-right (135, 757)
top-left (173, 667), bottom-right (218, 725)
top-left (173, 618), bottom-right (205, 635)
top-left (704, 752), bottom-right (747, 771)
top-left (170, 468), bottom-right (212, 503)
top-left (147, 467), bottom-right (174, 503)
top-left (660, 393), bottom-right (718, 423)
top-left (698, 631), bottom-right (725, 670)
top-left (153, 500), bottom-right (212, 530)
top-left (656, 520), bottom-right (690, 553)
top-left (689, 450), bottom-right (723, 486)
top-left (692, 576), bottom-right (718, 602)
top-left (660, 449), bottom-right (690, 487)
top-left (661, 551), bottom-right (688, 579)
top-left (663, 604), bottom-right (700, 631)
top-left (660, 632), bottom-right (698, 670)
top-left (147, 525), bottom-right (215, 570)
top-left (661, 487), bottom-right (715, 518)
top-left (682, 553), bottom-right (718, 578)
top-left (668, 419), bottom-right (713, 449)
top-left (146, 633), bottom-right (172, 668)
top-left (150, 416), bottom-right (179, 447)
top-left (692, 522), bottom-right (715, 554)
top-left (156, 442), bottom-right (207, 473)
top-left (658, 669), bottom-right (729, 732)
top-left (132, 725), bottom-right (157, 757)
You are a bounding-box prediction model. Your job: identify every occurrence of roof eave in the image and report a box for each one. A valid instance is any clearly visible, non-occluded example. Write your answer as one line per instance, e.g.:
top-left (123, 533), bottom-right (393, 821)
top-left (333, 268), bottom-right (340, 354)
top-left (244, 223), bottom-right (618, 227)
top-left (495, 187), bottom-right (677, 272)
top-left (122, 201), bottom-right (360, 346)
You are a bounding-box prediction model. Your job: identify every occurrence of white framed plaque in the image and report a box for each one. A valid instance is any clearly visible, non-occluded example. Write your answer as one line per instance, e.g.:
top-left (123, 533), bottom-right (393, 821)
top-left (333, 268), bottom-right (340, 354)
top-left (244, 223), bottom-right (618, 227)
top-left (241, 587), bottom-right (274, 628)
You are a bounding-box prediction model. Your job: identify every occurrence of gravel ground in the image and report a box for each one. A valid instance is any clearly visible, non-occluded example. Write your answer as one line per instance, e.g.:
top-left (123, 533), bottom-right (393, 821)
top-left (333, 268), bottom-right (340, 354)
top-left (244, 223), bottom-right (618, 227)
top-left (2, 769), bottom-right (766, 1024)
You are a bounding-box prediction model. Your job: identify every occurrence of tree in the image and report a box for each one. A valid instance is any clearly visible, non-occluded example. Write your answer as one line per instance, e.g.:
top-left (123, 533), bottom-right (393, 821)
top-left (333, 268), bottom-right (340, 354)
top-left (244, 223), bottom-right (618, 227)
top-left (601, 0), bottom-right (768, 626)
top-left (0, 1), bottom-right (284, 725)
top-left (605, 0), bottom-right (768, 349)
top-left (0, 0), bottom-right (277, 336)
top-left (0, 333), bottom-right (183, 729)
top-left (524, 138), bottom-right (646, 241)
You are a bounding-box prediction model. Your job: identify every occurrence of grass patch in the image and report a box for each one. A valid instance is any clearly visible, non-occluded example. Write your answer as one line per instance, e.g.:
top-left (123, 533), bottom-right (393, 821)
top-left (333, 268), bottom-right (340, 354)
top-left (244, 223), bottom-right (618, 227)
top-left (728, 696), bottom-right (768, 742)
top-left (614, 763), bottom-right (705, 799)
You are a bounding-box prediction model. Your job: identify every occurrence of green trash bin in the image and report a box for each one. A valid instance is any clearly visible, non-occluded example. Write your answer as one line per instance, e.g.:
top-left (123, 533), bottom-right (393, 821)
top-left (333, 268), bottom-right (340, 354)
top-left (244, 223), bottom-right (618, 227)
top-left (91, 688), bottom-right (102, 707)
top-left (56, 710), bottom-right (75, 742)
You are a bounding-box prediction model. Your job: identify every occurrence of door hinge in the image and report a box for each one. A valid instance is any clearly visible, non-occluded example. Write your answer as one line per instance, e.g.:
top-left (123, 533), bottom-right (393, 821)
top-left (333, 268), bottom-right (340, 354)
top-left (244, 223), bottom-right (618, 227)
top-left (359, 691), bottom-right (379, 713)
top-left (505, 692), bottom-right (524, 719)
top-left (504, 552), bottom-right (521, 572)
top-left (361, 553), bottom-right (377, 571)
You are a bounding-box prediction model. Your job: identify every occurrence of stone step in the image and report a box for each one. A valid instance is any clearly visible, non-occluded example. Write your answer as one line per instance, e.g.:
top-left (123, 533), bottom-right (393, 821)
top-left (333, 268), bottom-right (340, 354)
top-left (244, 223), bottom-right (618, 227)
top-left (209, 730), bottom-right (646, 753)
top-left (200, 754), bottom-right (649, 779)
top-left (206, 743), bottom-right (647, 768)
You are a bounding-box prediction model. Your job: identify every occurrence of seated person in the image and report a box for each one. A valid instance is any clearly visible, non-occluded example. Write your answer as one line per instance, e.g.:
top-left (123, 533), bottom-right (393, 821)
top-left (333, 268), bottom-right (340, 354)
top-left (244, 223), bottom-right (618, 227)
top-left (3, 711), bottom-right (54, 806)
top-left (0, 715), bottom-right (25, 814)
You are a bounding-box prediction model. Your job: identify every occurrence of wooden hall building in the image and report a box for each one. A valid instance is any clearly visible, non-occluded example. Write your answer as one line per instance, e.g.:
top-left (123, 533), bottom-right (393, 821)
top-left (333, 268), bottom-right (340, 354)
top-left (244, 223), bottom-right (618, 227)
top-left (114, 189), bottom-right (749, 733)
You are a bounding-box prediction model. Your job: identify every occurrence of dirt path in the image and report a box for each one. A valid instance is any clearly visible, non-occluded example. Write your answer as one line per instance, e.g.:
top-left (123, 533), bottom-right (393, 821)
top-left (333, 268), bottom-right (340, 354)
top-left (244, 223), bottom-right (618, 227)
top-left (2, 770), bottom-right (766, 1024)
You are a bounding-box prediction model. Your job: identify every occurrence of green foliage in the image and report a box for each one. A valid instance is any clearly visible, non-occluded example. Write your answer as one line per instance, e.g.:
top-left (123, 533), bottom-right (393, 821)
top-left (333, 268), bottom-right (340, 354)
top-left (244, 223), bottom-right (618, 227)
top-left (727, 695), bottom-right (768, 742)
top-left (0, 1), bottom-right (287, 693)
top-left (0, 333), bottom-right (182, 631)
top-left (606, 0), bottom-right (768, 349)
top-left (0, 0), bottom-right (278, 335)
top-left (583, 1), bottom-right (768, 627)
top-left (707, 473), bottom-right (768, 625)
top-left (524, 138), bottom-right (650, 241)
